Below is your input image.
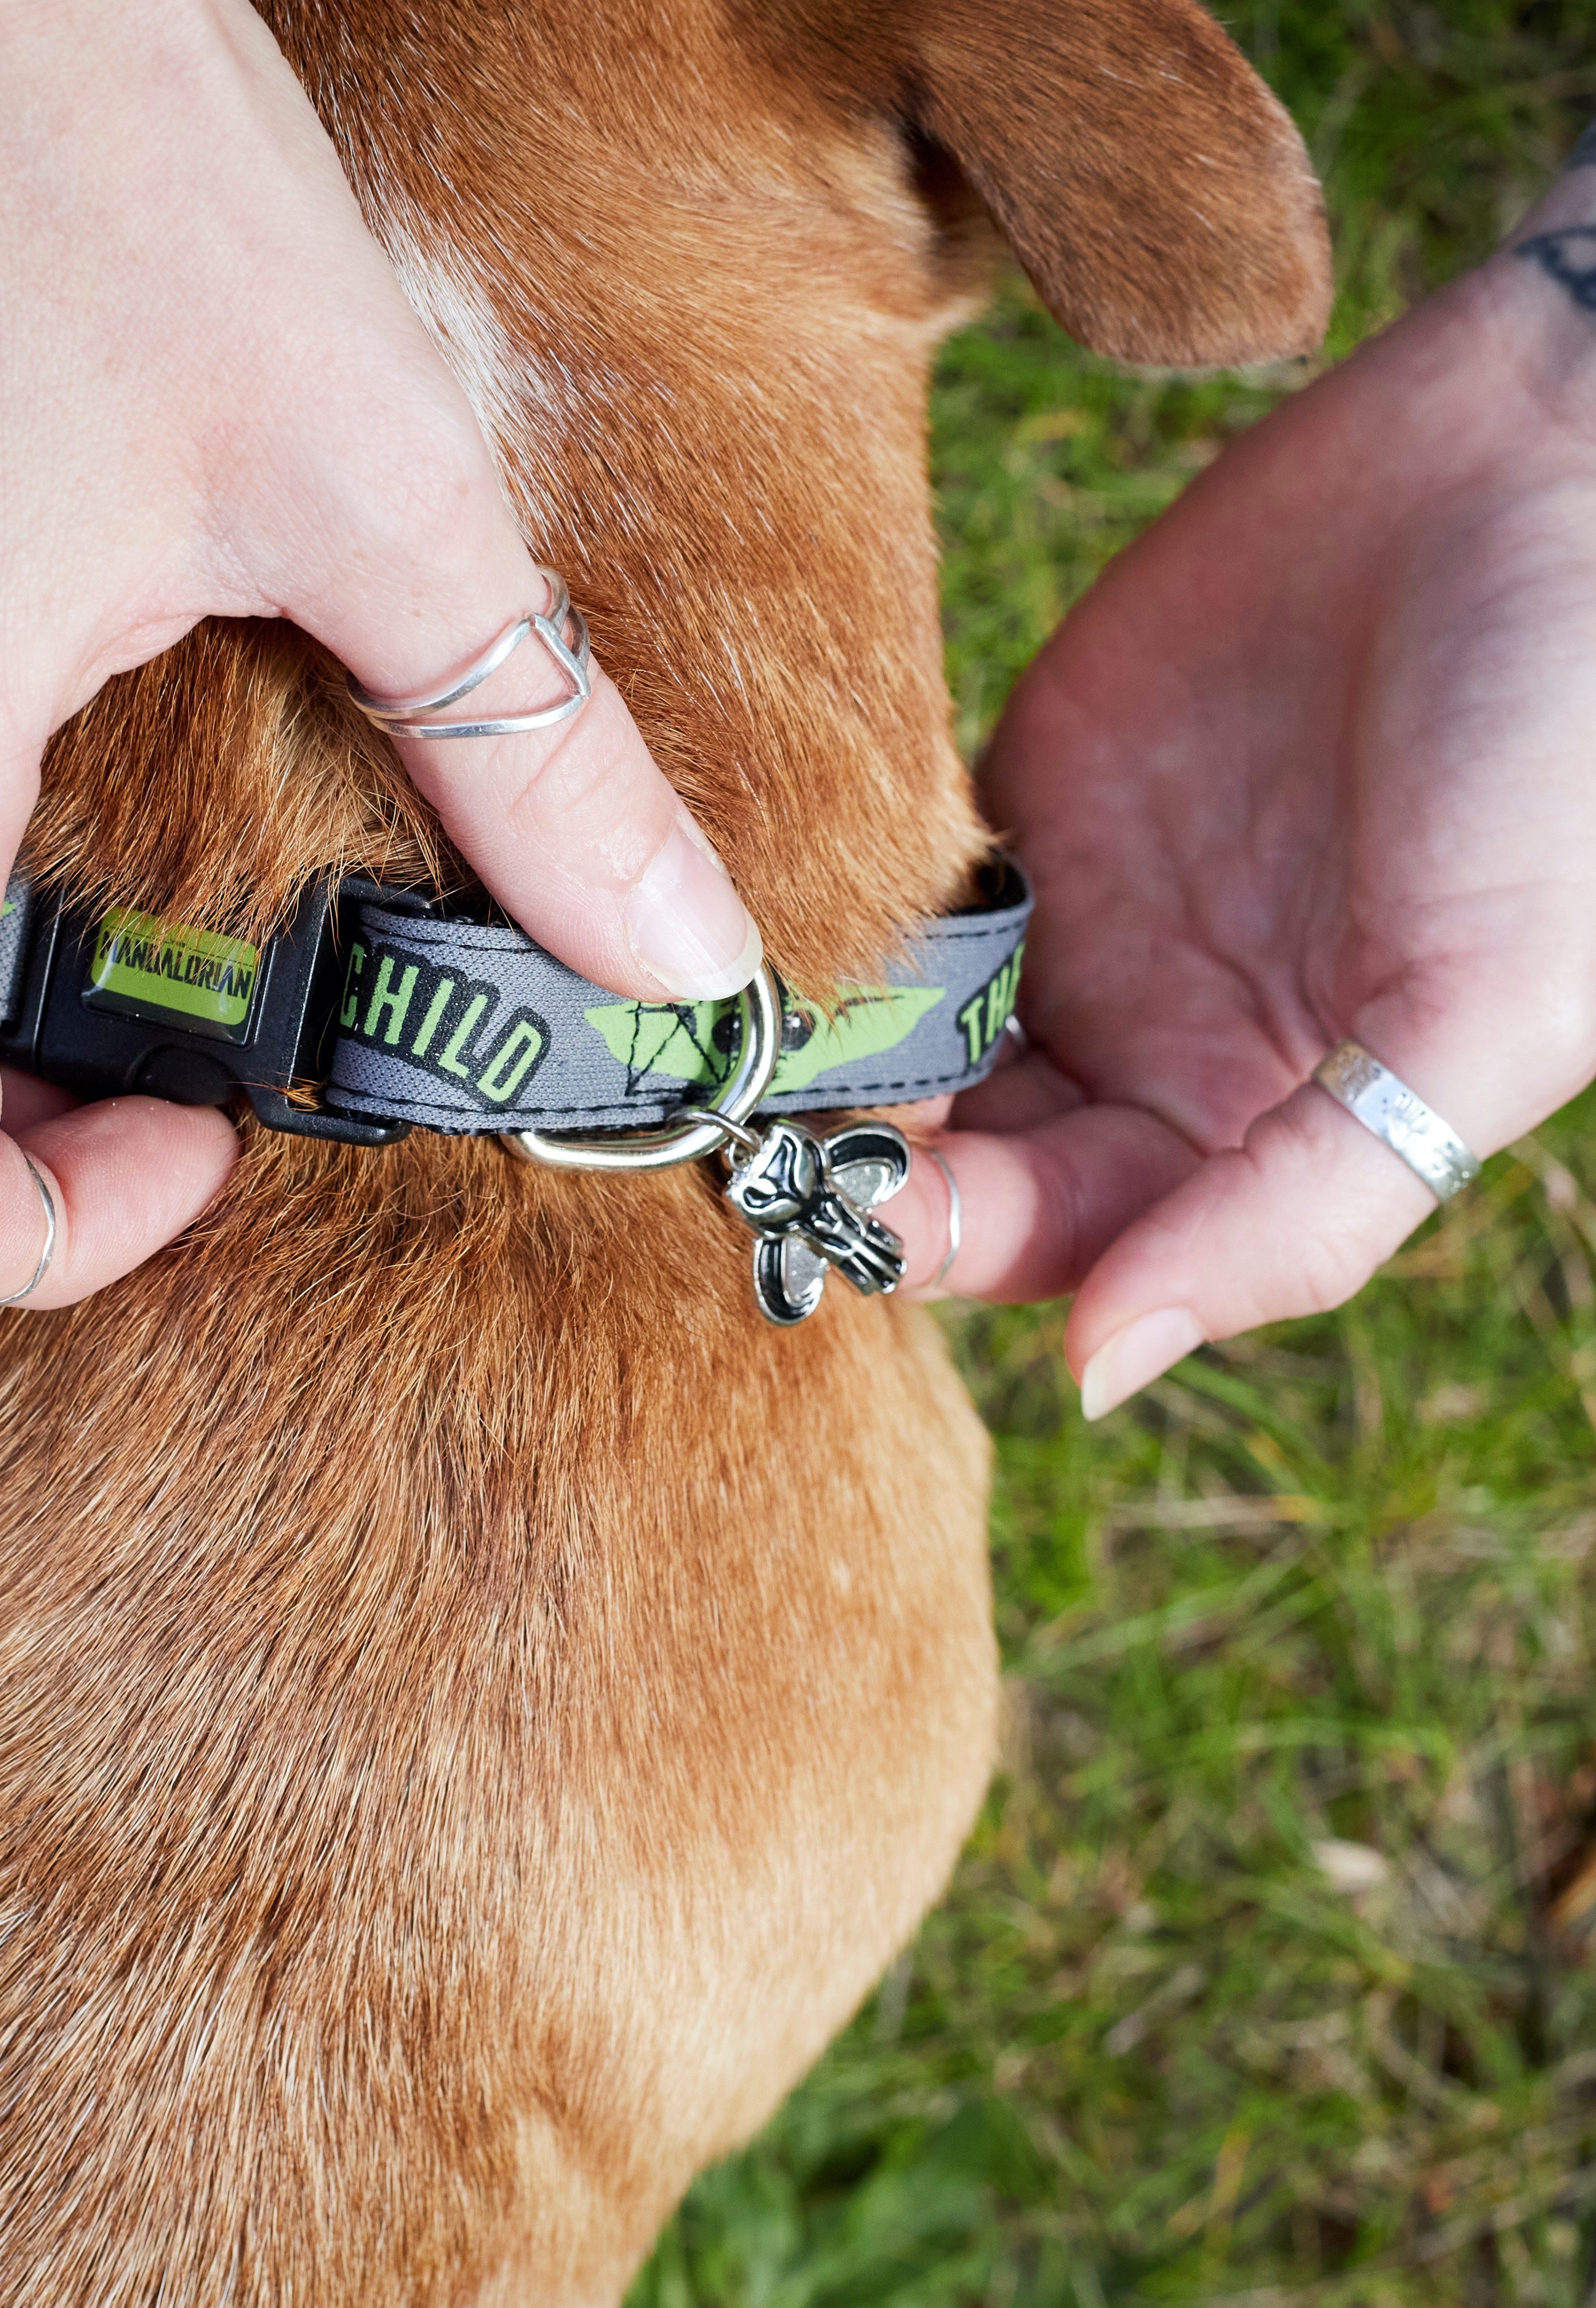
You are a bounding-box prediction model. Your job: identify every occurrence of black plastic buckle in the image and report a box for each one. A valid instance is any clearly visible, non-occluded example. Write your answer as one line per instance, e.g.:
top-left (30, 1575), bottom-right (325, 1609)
top-left (0, 873), bottom-right (416, 1147)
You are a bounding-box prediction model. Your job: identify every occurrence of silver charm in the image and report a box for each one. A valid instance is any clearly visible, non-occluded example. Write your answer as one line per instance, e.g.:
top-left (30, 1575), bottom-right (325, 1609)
top-left (723, 1118), bottom-right (910, 1327)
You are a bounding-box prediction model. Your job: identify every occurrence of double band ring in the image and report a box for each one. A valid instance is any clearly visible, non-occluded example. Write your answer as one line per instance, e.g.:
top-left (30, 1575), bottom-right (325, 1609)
top-left (0, 1156), bottom-right (57, 1307)
top-left (1313, 1040), bottom-right (1481, 1202)
top-left (348, 569), bottom-right (592, 740)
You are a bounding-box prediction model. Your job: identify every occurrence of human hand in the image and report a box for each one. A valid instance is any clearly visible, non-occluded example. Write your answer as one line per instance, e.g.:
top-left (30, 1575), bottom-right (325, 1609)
top-left (891, 149), bottom-right (1596, 1413)
top-left (0, 0), bottom-right (758, 1307)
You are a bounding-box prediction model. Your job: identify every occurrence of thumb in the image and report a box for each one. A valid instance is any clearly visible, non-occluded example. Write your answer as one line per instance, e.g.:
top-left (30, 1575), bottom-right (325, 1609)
top-left (256, 407), bottom-right (762, 1001)
top-left (200, 57), bottom-right (762, 1005)
top-left (1064, 1056), bottom-right (1469, 1418)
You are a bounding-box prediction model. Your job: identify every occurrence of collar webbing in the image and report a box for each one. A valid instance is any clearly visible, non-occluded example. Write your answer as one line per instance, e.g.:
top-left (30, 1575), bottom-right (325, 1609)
top-left (0, 861), bottom-right (1030, 1145)
top-left (323, 864), bottom-right (1030, 1135)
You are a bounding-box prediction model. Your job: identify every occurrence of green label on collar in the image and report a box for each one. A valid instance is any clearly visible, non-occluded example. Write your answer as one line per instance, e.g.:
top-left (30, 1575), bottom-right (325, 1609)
top-left (585, 981), bottom-right (945, 1098)
top-left (83, 908), bottom-right (261, 1044)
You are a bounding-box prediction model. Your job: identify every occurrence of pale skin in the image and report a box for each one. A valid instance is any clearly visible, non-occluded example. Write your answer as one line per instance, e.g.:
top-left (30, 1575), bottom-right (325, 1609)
top-left (13, 13), bottom-right (1596, 1381)
top-left (0, 0), bottom-right (759, 1307)
top-left (894, 147), bottom-right (1596, 1414)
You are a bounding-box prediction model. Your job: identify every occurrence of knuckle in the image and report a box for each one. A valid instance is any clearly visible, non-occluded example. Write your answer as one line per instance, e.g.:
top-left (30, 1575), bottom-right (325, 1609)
top-left (1035, 1143), bottom-right (1095, 1289)
top-left (1234, 1108), bottom-right (1385, 1322)
top-left (1293, 1224), bottom-right (1368, 1319)
top-left (499, 707), bottom-right (664, 862)
top-left (500, 712), bottom-right (609, 826)
top-left (337, 391), bottom-right (500, 577)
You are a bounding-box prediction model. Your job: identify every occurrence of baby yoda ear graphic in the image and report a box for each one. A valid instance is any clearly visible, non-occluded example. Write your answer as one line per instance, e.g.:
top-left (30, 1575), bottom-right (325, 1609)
top-left (724, 1122), bottom-right (911, 1326)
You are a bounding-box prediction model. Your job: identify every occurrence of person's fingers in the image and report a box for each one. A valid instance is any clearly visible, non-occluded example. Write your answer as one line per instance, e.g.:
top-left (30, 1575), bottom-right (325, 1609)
top-left (1062, 1074), bottom-right (1452, 1418)
top-left (231, 326), bottom-right (758, 1003)
top-left (1, 0), bottom-right (758, 1007)
top-left (893, 1103), bottom-right (1200, 1299)
top-left (311, 549), bottom-right (758, 1002)
top-left (949, 1044), bottom-right (1086, 1133)
top-left (72, 0), bottom-right (758, 1006)
top-left (0, 1099), bottom-right (237, 1312)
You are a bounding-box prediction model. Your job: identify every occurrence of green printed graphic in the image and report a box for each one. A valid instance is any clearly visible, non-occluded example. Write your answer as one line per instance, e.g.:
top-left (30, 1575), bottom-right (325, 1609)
top-left (337, 937), bottom-right (548, 1109)
top-left (0, 902), bottom-right (14, 921)
top-left (770, 985), bottom-right (944, 1094)
top-left (585, 982), bottom-right (945, 1098)
top-left (956, 943), bottom-right (1025, 1070)
top-left (585, 997), bottom-right (721, 1087)
top-left (83, 908), bottom-right (260, 1043)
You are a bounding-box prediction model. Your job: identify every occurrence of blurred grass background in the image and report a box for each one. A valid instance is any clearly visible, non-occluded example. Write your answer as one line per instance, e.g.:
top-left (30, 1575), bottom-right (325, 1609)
top-left (631, 6), bottom-right (1596, 2302)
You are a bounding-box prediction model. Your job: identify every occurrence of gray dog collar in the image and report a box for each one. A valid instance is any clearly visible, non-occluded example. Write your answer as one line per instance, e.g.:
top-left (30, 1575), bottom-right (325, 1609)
top-left (0, 858), bottom-right (1029, 1145)
top-left (0, 860), bottom-right (1029, 1326)
top-left (322, 862), bottom-right (1030, 1136)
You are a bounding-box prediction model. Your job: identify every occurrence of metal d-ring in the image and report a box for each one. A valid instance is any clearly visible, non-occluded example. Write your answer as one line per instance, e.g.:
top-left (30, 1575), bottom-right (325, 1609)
top-left (501, 963), bottom-right (783, 1173)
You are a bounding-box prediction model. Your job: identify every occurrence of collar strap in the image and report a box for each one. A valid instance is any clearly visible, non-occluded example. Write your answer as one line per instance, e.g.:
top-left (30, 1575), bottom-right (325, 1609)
top-left (0, 863), bottom-right (1030, 1147)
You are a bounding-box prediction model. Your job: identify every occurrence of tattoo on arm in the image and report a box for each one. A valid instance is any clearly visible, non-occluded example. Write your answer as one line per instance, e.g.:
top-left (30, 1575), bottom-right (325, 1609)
top-left (1512, 120), bottom-right (1596, 303)
top-left (1516, 226), bottom-right (1596, 312)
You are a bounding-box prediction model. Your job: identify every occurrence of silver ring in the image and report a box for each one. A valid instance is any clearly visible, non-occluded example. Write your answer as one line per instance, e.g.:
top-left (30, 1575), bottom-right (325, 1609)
top-left (347, 569), bottom-right (592, 739)
top-left (1312, 1040), bottom-right (1481, 1202)
top-left (0, 1156), bottom-right (57, 1306)
top-left (502, 964), bottom-right (782, 1173)
top-left (923, 1146), bottom-right (962, 1290)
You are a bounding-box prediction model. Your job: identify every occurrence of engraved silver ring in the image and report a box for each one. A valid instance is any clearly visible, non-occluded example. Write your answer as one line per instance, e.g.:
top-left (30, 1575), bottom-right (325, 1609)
top-left (1312, 1040), bottom-right (1481, 1202)
top-left (0, 1155), bottom-right (57, 1306)
top-left (347, 569), bottom-right (592, 740)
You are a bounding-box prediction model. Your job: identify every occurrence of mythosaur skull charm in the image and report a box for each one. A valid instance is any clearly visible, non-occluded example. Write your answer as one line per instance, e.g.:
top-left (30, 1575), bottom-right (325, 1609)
top-left (723, 1119), bottom-right (910, 1326)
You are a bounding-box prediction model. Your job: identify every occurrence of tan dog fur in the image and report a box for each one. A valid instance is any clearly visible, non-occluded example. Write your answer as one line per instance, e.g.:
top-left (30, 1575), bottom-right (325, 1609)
top-left (0, 5), bottom-right (1328, 2298)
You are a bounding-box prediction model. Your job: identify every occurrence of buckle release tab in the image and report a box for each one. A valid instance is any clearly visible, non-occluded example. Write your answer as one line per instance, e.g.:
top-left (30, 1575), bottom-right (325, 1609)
top-left (0, 873), bottom-right (412, 1147)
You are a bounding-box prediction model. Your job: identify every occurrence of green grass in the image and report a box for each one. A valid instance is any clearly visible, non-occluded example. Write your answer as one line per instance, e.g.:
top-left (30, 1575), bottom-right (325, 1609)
top-left (630, 7), bottom-right (1596, 2301)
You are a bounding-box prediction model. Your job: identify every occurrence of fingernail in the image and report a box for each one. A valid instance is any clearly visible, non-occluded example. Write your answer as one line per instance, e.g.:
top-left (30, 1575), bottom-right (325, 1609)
top-left (623, 817), bottom-right (762, 998)
top-left (1079, 1308), bottom-right (1204, 1422)
top-left (673, 806), bottom-right (733, 874)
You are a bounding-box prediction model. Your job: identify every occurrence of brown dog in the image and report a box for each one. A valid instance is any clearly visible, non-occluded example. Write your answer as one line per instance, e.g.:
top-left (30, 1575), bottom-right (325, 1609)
top-left (0, 5), bottom-right (1328, 2298)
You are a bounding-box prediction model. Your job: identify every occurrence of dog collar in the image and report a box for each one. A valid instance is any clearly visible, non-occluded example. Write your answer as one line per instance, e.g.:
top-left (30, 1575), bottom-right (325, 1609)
top-left (0, 860), bottom-right (1029, 1327)
top-left (0, 861), bottom-right (1030, 1328)
top-left (0, 860), bottom-right (1029, 1150)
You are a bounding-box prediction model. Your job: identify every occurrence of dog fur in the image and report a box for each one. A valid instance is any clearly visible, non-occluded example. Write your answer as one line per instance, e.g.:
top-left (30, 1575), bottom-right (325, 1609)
top-left (0, 4), bottom-right (1328, 2297)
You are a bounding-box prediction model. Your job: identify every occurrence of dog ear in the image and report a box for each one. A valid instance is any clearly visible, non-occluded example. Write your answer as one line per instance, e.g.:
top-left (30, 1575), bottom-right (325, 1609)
top-left (758, 0), bottom-right (1332, 368)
